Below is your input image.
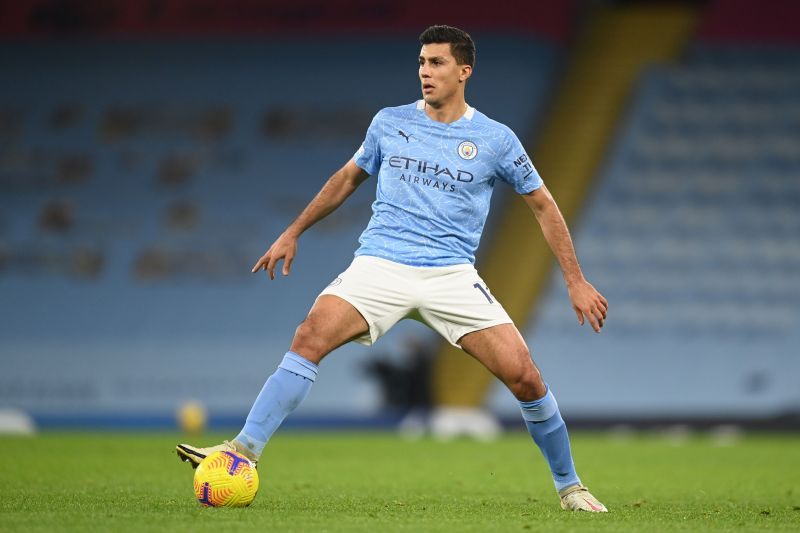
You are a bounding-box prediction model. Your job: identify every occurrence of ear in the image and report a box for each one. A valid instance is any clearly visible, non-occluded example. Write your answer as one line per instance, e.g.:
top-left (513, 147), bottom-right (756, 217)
top-left (459, 65), bottom-right (473, 83)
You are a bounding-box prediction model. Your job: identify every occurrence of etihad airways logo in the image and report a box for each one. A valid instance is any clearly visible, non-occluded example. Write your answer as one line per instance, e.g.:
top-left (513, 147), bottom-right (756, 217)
top-left (387, 155), bottom-right (474, 182)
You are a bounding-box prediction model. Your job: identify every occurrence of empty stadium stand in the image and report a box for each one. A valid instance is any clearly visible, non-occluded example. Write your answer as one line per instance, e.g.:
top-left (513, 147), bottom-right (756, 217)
top-left (494, 44), bottom-right (800, 421)
top-left (0, 37), bottom-right (560, 423)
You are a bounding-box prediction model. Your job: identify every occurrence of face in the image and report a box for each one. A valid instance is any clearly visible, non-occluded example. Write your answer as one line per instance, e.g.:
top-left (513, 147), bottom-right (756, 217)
top-left (418, 43), bottom-right (472, 107)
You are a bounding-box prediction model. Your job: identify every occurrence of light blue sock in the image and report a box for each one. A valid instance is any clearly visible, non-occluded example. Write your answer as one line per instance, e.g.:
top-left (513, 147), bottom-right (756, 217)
top-left (519, 386), bottom-right (581, 492)
top-left (234, 351), bottom-right (318, 458)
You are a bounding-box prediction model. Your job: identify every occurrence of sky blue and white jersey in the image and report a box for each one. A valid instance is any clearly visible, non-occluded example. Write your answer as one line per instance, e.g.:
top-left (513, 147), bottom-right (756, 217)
top-left (353, 100), bottom-right (543, 267)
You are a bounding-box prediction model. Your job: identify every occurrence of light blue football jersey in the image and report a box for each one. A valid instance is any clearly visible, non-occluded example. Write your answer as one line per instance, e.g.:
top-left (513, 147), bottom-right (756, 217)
top-left (353, 100), bottom-right (543, 266)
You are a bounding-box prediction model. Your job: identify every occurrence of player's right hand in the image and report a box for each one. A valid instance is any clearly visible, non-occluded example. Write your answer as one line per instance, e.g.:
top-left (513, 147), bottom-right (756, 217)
top-left (252, 232), bottom-right (297, 280)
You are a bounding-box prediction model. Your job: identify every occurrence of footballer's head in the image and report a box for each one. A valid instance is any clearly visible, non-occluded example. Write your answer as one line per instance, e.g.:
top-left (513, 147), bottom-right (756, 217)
top-left (418, 25), bottom-right (475, 108)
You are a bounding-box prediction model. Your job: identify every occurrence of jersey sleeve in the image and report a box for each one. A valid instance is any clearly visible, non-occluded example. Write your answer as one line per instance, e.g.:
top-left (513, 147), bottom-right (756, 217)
top-left (496, 129), bottom-right (543, 194)
top-left (352, 111), bottom-right (383, 176)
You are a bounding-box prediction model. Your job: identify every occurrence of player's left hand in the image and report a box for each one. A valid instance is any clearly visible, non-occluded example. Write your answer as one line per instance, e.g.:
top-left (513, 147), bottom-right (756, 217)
top-left (567, 279), bottom-right (608, 333)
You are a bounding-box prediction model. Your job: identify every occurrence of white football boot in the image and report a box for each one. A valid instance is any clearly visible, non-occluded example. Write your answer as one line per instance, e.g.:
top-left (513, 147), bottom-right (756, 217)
top-left (176, 440), bottom-right (257, 468)
top-left (559, 485), bottom-right (608, 512)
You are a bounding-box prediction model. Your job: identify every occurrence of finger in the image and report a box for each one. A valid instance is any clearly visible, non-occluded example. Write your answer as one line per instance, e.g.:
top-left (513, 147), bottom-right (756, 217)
top-left (266, 255), bottom-right (279, 280)
top-left (599, 294), bottom-right (609, 310)
top-left (585, 308), bottom-right (601, 332)
top-left (574, 307), bottom-right (584, 325)
top-left (282, 254), bottom-right (294, 276)
top-left (596, 302), bottom-right (607, 319)
top-left (593, 307), bottom-right (605, 329)
top-left (252, 256), bottom-right (267, 273)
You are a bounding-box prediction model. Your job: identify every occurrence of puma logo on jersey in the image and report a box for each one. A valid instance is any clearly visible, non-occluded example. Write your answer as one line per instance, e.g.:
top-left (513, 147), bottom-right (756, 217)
top-left (398, 130), bottom-right (414, 143)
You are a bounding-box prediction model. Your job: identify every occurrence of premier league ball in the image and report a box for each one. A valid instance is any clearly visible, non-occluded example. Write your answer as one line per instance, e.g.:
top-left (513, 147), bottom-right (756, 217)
top-left (193, 451), bottom-right (259, 507)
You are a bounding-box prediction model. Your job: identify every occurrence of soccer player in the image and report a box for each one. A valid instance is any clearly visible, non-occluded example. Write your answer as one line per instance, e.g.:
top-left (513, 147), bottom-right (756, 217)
top-left (177, 25), bottom-right (609, 512)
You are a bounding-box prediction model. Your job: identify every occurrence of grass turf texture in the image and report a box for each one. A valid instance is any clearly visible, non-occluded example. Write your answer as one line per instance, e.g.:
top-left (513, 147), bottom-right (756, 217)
top-left (1, 432), bottom-right (798, 532)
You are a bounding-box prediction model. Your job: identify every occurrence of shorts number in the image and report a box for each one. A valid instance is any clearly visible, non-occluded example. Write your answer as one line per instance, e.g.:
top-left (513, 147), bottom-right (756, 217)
top-left (473, 283), bottom-right (494, 303)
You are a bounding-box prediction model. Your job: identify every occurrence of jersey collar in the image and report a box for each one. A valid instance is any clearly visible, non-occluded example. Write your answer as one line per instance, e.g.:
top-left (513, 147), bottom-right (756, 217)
top-left (416, 99), bottom-right (475, 121)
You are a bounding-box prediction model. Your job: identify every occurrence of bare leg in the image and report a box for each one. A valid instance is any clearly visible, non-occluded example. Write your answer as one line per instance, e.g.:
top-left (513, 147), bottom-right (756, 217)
top-left (290, 294), bottom-right (369, 364)
top-left (233, 295), bottom-right (368, 457)
top-left (458, 323), bottom-right (584, 496)
top-left (457, 323), bottom-right (546, 401)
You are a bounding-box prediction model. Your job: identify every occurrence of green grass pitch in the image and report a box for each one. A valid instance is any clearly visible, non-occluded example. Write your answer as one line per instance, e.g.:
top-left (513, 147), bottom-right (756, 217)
top-left (1, 431), bottom-right (798, 531)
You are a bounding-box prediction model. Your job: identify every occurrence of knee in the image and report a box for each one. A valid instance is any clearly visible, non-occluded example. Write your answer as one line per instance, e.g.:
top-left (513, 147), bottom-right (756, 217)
top-left (293, 318), bottom-right (314, 343)
top-left (507, 362), bottom-right (546, 402)
top-left (291, 318), bottom-right (327, 363)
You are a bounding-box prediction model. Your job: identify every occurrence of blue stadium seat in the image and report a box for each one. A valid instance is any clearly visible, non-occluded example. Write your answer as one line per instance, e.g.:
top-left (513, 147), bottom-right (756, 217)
top-left (0, 37), bottom-right (560, 421)
top-left (492, 45), bottom-right (800, 419)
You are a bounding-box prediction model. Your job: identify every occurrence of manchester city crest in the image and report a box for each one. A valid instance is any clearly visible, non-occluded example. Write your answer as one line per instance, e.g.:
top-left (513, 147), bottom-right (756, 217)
top-left (457, 140), bottom-right (478, 160)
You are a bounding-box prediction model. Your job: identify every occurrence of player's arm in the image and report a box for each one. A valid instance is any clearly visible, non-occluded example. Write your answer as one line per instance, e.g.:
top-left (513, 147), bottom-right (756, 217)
top-left (252, 159), bottom-right (370, 279)
top-left (522, 184), bottom-right (608, 332)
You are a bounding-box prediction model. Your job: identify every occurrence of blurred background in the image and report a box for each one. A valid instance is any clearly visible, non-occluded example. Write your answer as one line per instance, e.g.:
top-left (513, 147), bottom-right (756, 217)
top-left (0, 0), bottom-right (798, 437)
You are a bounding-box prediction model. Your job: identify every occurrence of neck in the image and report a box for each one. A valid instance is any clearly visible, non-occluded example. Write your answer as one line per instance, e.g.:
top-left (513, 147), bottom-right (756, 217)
top-left (424, 96), bottom-right (468, 124)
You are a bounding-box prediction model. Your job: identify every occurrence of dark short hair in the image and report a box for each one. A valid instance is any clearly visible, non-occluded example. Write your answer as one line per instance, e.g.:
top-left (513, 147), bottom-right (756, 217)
top-left (419, 25), bottom-right (476, 68)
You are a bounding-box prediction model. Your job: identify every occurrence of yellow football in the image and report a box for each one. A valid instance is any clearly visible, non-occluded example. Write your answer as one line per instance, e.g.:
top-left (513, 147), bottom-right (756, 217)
top-left (193, 450), bottom-right (259, 507)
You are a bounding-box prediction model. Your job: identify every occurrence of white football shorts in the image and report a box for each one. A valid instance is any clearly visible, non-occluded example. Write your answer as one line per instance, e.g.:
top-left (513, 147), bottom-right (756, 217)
top-left (317, 255), bottom-right (513, 348)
